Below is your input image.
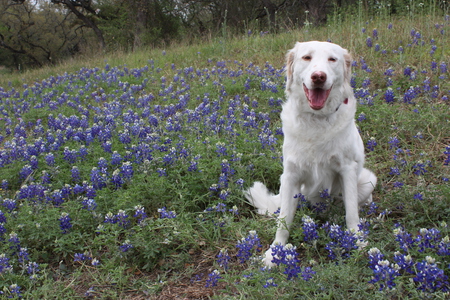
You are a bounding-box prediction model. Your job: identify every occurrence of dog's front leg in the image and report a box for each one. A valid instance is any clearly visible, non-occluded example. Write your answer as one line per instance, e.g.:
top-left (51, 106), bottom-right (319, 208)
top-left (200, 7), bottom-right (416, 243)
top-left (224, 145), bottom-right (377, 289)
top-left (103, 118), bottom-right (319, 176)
top-left (263, 171), bottom-right (300, 266)
top-left (341, 162), bottom-right (360, 231)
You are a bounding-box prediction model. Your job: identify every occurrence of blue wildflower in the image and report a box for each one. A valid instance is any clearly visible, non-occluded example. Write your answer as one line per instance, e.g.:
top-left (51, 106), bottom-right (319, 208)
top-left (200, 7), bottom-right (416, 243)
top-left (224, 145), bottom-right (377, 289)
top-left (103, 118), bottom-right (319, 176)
top-left (120, 240), bottom-right (134, 252)
top-left (263, 277), bottom-right (278, 288)
top-left (236, 230), bottom-right (262, 263)
top-left (369, 259), bottom-right (400, 291)
top-left (393, 225), bottom-right (415, 251)
top-left (134, 205), bottom-right (147, 223)
top-left (366, 137), bottom-right (377, 151)
top-left (158, 207), bottom-right (176, 219)
top-left (205, 269), bottom-right (221, 287)
top-left (59, 212), bottom-right (72, 234)
top-left (217, 248), bottom-right (231, 270)
top-left (302, 215), bottom-right (319, 243)
top-left (413, 256), bottom-right (449, 292)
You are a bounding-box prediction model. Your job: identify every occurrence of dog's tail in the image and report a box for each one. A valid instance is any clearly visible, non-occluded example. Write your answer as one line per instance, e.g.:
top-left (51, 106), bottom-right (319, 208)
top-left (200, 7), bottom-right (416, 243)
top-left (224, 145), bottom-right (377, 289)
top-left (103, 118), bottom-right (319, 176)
top-left (244, 182), bottom-right (280, 215)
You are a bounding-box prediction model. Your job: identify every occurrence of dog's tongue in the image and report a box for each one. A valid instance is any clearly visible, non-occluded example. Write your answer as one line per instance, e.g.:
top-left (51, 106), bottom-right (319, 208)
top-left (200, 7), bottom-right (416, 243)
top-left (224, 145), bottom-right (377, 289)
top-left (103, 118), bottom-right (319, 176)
top-left (303, 85), bottom-right (332, 110)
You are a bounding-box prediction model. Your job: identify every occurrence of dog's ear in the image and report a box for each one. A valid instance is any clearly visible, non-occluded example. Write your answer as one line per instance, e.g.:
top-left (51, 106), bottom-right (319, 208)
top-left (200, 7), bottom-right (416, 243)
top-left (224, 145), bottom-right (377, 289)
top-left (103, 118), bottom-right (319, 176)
top-left (343, 51), bottom-right (352, 84)
top-left (285, 48), bottom-right (296, 92)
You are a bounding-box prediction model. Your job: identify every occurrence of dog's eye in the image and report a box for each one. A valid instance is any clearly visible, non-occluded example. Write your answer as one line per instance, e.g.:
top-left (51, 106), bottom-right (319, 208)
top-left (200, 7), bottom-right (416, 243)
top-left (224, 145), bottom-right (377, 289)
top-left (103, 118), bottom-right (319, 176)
top-left (328, 57), bottom-right (337, 62)
top-left (302, 55), bottom-right (312, 61)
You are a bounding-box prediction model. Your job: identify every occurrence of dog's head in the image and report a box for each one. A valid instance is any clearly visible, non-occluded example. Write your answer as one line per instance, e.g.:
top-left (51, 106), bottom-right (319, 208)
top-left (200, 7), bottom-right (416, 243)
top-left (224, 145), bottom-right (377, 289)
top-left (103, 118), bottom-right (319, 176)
top-left (285, 41), bottom-right (352, 112)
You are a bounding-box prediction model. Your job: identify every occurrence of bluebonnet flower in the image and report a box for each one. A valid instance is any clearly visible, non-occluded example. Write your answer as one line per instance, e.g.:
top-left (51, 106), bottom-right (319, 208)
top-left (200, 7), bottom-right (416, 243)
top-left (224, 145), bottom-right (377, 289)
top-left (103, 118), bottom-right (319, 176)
top-left (158, 207), bottom-right (176, 219)
top-left (219, 189), bottom-right (230, 200)
top-left (30, 155), bottom-right (38, 169)
top-left (357, 112), bottom-right (366, 122)
top-left (18, 247), bottom-right (30, 263)
top-left (85, 287), bottom-right (96, 298)
top-left (440, 62), bottom-right (447, 74)
top-left (388, 136), bottom-right (400, 149)
top-left (45, 153), bottom-right (55, 166)
top-left (115, 210), bottom-right (130, 228)
top-left (81, 198), bottom-right (97, 211)
top-left (443, 145), bottom-right (450, 165)
top-left (319, 189), bottom-right (330, 199)
top-left (50, 189), bottom-right (64, 206)
top-left (63, 147), bottom-right (78, 163)
top-left (393, 251), bottom-right (414, 274)
top-left (280, 244), bottom-right (302, 280)
top-left (0, 224), bottom-right (6, 238)
top-left (1, 179), bottom-right (8, 191)
top-left (393, 181), bottom-right (404, 188)
top-left (134, 205), bottom-right (147, 223)
top-left (403, 86), bottom-right (421, 104)
top-left (215, 142), bottom-right (227, 156)
top-left (372, 28), bottom-right (378, 39)
top-left (384, 87), bottom-right (395, 103)
top-left (217, 248), bottom-right (231, 270)
top-left (416, 228), bottom-right (441, 252)
top-left (366, 37), bottom-right (373, 47)
top-left (393, 225), bottom-right (415, 251)
top-left (437, 235), bottom-right (450, 256)
top-left (263, 277), bottom-right (278, 288)
top-left (413, 192), bottom-right (423, 200)
top-left (188, 160), bottom-right (198, 171)
top-left (301, 267), bottom-right (316, 281)
top-left (120, 161), bottom-right (133, 180)
top-left (389, 167), bottom-right (401, 176)
top-left (413, 256), bottom-right (449, 292)
top-left (74, 252), bottom-right (89, 262)
top-left (41, 171), bottom-right (51, 184)
top-left (229, 205), bottom-right (239, 215)
top-left (59, 212), bottom-right (72, 233)
top-left (366, 137), bottom-right (377, 151)
top-left (19, 164), bottom-right (33, 180)
top-left (7, 284), bottom-right (22, 298)
top-left (365, 202), bottom-right (378, 215)
top-left (270, 243), bottom-right (315, 280)
top-left (412, 161), bottom-right (427, 175)
top-left (0, 253), bottom-right (12, 274)
top-left (205, 269), bottom-right (221, 287)
top-left (103, 212), bottom-right (117, 224)
top-left (369, 259), bottom-right (400, 291)
top-left (1, 199), bottom-right (15, 213)
top-left (120, 240), bottom-right (134, 252)
top-left (236, 230), bottom-right (262, 263)
top-left (91, 258), bottom-right (100, 266)
top-left (325, 224), bottom-right (358, 260)
top-left (26, 261), bottom-right (40, 279)
top-left (404, 66), bottom-right (413, 76)
top-left (0, 211), bottom-right (6, 224)
top-left (111, 169), bottom-right (124, 188)
top-left (111, 151), bottom-right (123, 166)
top-left (302, 215), bottom-right (319, 242)
top-left (157, 168), bottom-right (167, 177)
top-left (368, 248), bottom-right (384, 270)
top-left (9, 232), bottom-right (21, 251)
top-left (90, 167), bottom-right (107, 190)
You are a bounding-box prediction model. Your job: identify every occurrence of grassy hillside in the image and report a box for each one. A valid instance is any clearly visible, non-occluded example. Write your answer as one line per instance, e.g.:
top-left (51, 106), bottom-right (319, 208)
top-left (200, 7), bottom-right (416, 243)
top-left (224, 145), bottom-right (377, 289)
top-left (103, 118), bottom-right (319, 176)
top-left (0, 13), bottom-right (449, 299)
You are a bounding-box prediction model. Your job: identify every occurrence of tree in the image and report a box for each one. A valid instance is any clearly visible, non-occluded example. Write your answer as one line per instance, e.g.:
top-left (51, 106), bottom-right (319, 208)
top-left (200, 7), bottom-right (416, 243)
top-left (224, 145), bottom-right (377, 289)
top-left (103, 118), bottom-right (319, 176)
top-left (0, 0), bottom-right (89, 68)
top-left (49, 0), bottom-right (105, 50)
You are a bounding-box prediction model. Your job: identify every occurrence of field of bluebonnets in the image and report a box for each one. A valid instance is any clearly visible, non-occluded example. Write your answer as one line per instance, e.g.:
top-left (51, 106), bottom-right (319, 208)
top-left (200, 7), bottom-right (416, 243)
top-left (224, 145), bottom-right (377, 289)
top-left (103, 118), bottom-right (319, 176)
top-left (0, 10), bottom-right (450, 299)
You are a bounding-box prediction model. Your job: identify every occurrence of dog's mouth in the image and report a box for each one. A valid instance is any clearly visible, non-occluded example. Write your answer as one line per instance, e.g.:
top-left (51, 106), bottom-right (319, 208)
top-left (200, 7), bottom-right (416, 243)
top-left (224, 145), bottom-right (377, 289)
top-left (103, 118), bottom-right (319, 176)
top-left (303, 84), bottom-right (332, 110)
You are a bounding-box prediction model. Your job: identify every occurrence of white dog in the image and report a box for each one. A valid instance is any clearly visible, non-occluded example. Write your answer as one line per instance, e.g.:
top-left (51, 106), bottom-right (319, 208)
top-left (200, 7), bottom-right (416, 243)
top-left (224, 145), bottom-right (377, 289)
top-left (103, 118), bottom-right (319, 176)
top-left (245, 41), bottom-right (377, 266)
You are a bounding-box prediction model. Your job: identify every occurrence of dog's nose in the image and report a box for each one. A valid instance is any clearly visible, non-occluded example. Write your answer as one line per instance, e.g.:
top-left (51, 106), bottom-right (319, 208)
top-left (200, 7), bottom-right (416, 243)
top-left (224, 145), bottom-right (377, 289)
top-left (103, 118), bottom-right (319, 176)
top-left (311, 71), bottom-right (327, 84)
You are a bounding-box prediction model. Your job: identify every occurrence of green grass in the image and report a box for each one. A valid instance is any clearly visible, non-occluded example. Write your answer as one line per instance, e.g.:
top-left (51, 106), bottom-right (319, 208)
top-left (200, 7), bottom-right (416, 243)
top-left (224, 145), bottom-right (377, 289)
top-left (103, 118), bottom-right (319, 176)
top-left (0, 12), bottom-right (449, 299)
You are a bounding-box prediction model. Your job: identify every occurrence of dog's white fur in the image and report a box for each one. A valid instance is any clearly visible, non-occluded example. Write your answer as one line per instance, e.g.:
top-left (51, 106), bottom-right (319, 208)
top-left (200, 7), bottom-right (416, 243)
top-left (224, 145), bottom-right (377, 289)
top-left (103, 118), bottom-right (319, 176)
top-left (245, 41), bottom-right (377, 266)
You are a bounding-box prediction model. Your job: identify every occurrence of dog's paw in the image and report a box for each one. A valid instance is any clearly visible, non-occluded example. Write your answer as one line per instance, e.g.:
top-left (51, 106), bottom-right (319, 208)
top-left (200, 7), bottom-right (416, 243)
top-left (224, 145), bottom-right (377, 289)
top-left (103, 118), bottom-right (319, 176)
top-left (262, 248), bottom-right (277, 268)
